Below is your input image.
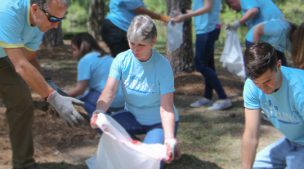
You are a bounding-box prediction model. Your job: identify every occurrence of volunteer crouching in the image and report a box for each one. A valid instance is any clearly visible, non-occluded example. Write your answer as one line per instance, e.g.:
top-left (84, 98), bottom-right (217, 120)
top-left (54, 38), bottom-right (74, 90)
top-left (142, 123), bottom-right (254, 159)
top-left (91, 15), bottom-right (180, 168)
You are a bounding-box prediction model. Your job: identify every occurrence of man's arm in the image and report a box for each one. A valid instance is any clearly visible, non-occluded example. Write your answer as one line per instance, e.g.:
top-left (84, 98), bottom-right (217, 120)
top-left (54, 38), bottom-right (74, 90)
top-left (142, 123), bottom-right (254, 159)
top-left (241, 108), bottom-right (261, 169)
top-left (134, 7), bottom-right (169, 23)
top-left (5, 48), bottom-right (53, 98)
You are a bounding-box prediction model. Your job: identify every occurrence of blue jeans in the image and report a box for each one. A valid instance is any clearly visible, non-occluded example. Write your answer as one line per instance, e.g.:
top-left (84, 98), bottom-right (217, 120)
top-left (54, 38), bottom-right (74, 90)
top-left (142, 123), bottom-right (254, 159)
top-left (245, 41), bottom-right (287, 66)
top-left (195, 28), bottom-right (227, 99)
top-left (111, 111), bottom-right (178, 143)
top-left (111, 111), bottom-right (179, 169)
top-left (79, 89), bottom-right (100, 117)
top-left (253, 138), bottom-right (304, 169)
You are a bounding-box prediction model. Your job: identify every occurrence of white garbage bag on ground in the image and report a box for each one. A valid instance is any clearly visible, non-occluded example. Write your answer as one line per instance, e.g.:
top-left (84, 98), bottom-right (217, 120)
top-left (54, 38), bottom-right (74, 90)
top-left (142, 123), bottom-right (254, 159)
top-left (86, 113), bottom-right (167, 169)
top-left (167, 21), bottom-right (183, 52)
top-left (220, 30), bottom-right (246, 80)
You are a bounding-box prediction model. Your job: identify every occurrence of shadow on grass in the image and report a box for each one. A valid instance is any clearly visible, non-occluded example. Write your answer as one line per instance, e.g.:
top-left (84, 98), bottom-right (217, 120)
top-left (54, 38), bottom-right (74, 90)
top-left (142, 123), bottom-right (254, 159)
top-left (166, 154), bottom-right (223, 169)
top-left (42, 162), bottom-right (87, 169)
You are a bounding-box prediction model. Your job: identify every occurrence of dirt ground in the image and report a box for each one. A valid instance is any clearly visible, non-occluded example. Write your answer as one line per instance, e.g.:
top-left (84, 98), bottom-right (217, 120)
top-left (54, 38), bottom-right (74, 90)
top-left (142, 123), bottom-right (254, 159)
top-left (0, 44), bottom-right (280, 169)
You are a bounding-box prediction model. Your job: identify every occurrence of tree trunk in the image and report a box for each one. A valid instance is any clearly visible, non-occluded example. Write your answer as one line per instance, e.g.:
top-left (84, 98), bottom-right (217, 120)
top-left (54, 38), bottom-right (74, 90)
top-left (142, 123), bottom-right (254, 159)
top-left (166, 0), bottom-right (194, 74)
top-left (88, 0), bottom-right (106, 40)
top-left (42, 24), bottom-right (64, 47)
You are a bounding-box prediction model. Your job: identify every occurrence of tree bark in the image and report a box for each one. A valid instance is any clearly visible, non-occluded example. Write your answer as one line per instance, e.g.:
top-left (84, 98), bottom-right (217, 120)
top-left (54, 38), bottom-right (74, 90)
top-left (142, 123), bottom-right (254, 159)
top-left (42, 24), bottom-right (64, 47)
top-left (88, 0), bottom-right (106, 40)
top-left (166, 0), bottom-right (194, 74)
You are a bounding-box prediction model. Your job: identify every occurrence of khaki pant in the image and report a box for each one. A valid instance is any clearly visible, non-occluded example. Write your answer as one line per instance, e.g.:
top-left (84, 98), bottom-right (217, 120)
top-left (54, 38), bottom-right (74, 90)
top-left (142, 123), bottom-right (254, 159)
top-left (0, 57), bottom-right (35, 168)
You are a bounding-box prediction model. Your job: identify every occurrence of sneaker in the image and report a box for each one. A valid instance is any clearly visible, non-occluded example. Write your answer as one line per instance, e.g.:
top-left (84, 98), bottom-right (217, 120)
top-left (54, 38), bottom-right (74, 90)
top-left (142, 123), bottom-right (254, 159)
top-left (190, 97), bottom-right (212, 107)
top-left (208, 99), bottom-right (232, 111)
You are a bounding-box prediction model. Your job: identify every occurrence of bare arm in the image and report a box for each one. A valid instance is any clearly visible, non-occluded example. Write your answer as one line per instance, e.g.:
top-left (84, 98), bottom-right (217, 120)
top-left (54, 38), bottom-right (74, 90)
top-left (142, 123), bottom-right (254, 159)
top-left (5, 48), bottom-right (53, 98)
top-left (160, 93), bottom-right (176, 140)
top-left (25, 50), bottom-right (44, 73)
top-left (96, 77), bottom-right (119, 112)
top-left (253, 24), bottom-right (264, 43)
top-left (67, 80), bottom-right (88, 97)
top-left (173, 0), bottom-right (212, 22)
top-left (241, 108), bottom-right (261, 169)
top-left (160, 92), bottom-right (179, 163)
top-left (239, 8), bottom-right (259, 25)
top-left (134, 7), bottom-right (169, 23)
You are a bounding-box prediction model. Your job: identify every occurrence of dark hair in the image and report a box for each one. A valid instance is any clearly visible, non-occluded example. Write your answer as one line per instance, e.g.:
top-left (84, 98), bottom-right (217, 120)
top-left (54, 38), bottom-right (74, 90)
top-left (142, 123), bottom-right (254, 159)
top-left (245, 43), bottom-right (278, 79)
top-left (71, 32), bottom-right (106, 58)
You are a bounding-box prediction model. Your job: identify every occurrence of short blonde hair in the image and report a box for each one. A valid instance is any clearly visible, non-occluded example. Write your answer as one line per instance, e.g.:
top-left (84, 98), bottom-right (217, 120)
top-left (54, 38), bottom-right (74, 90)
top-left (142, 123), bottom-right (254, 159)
top-left (127, 15), bottom-right (157, 43)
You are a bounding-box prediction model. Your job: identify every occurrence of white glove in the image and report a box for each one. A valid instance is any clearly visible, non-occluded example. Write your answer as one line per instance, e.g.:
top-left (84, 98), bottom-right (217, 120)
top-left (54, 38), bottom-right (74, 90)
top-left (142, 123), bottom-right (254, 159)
top-left (227, 20), bottom-right (240, 30)
top-left (47, 91), bottom-right (84, 126)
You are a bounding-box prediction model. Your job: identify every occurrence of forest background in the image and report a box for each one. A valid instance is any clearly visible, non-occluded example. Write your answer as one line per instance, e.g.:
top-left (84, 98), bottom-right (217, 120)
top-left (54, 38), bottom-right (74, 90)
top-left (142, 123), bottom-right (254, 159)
top-left (1, 0), bottom-right (304, 169)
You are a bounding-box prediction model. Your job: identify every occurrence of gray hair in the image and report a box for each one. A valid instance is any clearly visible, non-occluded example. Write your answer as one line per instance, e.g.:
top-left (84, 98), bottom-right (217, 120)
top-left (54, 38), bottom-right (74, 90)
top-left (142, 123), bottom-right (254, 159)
top-left (127, 15), bottom-right (157, 43)
top-left (31, 0), bottom-right (69, 9)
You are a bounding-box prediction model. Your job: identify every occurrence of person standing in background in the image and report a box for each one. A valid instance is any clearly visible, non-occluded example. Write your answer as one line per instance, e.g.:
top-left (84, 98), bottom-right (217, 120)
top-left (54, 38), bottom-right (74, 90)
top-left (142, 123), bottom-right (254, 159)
top-left (173, 0), bottom-right (232, 111)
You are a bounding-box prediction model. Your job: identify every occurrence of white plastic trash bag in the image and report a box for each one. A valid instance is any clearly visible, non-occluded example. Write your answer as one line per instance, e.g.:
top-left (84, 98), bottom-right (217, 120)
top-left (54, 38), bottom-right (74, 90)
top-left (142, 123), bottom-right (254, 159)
top-left (167, 21), bottom-right (183, 52)
top-left (86, 113), bottom-right (167, 169)
top-left (220, 30), bottom-right (246, 80)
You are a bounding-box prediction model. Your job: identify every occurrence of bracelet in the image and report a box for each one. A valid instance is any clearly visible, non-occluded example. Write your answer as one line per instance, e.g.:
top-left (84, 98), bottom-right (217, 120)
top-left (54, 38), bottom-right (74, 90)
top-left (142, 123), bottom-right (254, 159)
top-left (93, 109), bottom-right (106, 114)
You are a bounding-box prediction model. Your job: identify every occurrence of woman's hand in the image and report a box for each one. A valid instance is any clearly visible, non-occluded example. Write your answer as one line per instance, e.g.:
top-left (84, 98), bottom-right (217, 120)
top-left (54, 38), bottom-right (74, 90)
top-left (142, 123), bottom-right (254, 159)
top-left (164, 138), bottom-right (181, 163)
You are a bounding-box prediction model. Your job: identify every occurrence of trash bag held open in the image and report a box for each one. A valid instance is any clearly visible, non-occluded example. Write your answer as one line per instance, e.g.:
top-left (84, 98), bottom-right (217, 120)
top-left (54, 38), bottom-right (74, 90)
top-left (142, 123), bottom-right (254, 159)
top-left (86, 113), bottom-right (167, 169)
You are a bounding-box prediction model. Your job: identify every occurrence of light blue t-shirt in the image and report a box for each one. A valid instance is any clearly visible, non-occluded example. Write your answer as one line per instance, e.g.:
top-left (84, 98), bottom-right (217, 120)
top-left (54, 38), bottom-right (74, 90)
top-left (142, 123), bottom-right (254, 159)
top-left (109, 49), bottom-right (179, 125)
top-left (193, 0), bottom-right (221, 34)
top-left (107, 0), bottom-right (144, 31)
top-left (246, 19), bottom-right (291, 52)
top-left (241, 0), bottom-right (284, 29)
top-left (78, 51), bottom-right (125, 108)
top-left (0, 0), bottom-right (44, 58)
top-left (244, 66), bottom-right (304, 144)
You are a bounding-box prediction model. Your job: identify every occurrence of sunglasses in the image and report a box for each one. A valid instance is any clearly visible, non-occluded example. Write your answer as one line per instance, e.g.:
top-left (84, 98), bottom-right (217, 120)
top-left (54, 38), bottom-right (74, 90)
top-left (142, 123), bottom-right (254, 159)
top-left (39, 6), bottom-right (64, 23)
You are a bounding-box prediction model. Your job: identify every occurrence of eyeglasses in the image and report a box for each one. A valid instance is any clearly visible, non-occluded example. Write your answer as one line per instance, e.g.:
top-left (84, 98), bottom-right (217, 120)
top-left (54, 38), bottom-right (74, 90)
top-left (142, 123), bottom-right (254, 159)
top-left (39, 6), bottom-right (64, 23)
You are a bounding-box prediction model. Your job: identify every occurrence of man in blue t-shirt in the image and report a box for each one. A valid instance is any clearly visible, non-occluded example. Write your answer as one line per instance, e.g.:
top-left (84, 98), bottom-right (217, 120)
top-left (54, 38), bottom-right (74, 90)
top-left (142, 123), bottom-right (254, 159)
top-left (0, 0), bottom-right (84, 169)
top-left (242, 43), bottom-right (304, 169)
top-left (225, 0), bottom-right (284, 31)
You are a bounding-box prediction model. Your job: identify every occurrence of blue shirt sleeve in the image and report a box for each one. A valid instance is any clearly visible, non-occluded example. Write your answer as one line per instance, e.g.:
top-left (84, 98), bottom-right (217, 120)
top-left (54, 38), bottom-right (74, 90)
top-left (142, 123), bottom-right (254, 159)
top-left (25, 33), bottom-right (43, 51)
top-left (241, 0), bottom-right (259, 11)
top-left (109, 54), bottom-right (123, 80)
top-left (243, 79), bottom-right (261, 109)
top-left (119, 0), bottom-right (144, 10)
top-left (77, 56), bottom-right (92, 81)
top-left (158, 56), bottom-right (175, 95)
top-left (0, 10), bottom-right (24, 47)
